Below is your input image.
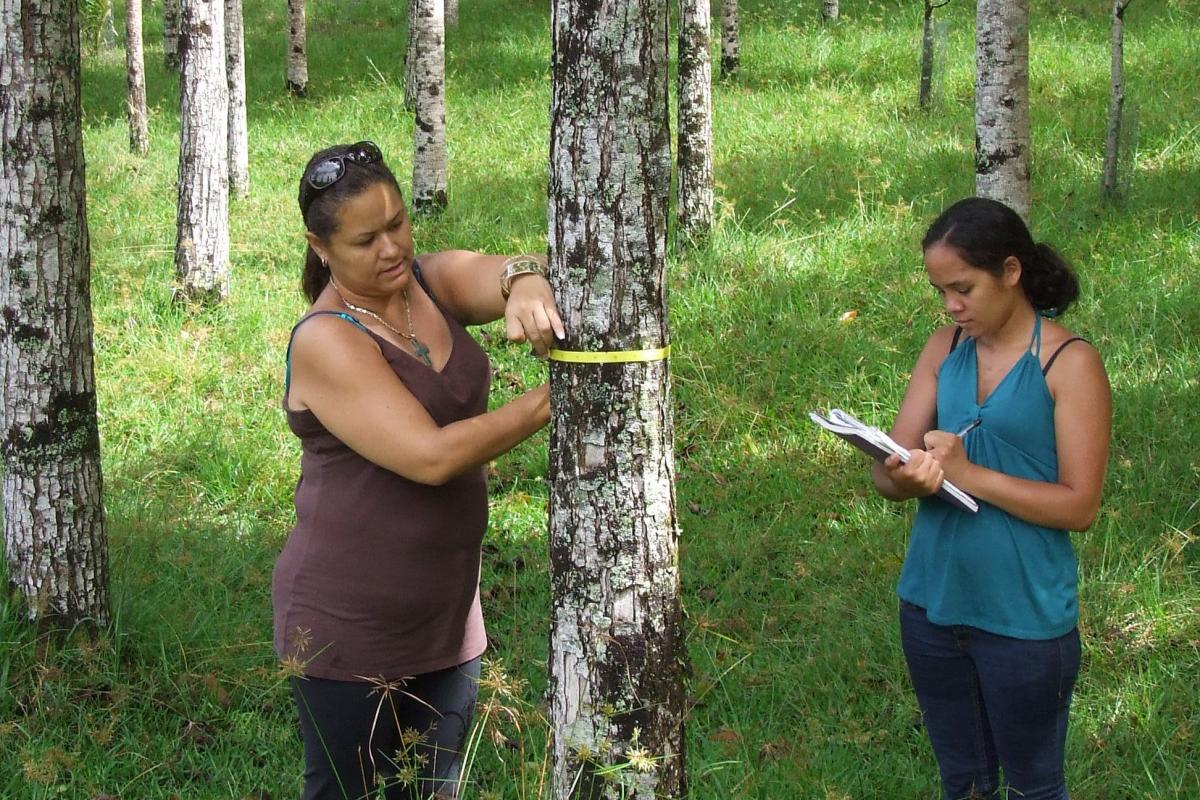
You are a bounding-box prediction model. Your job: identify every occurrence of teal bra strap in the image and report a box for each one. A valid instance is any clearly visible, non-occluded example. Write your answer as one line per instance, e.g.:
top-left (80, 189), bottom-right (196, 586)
top-left (284, 311), bottom-right (372, 396)
top-left (1030, 312), bottom-right (1043, 357)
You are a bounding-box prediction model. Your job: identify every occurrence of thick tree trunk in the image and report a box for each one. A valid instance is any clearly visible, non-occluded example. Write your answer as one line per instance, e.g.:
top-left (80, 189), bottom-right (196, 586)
top-left (176, 0), bottom-right (230, 301)
top-left (720, 0), bottom-right (739, 78)
top-left (1102, 0), bottom-right (1131, 201)
top-left (164, 0), bottom-right (181, 70)
top-left (286, 0), bottom-right (308, 96)
top-left (821, 0), bottom-right (839, 23)
top-left (411, 0), bottom-right (447, 213)
top-left (226, 0), bottom-right (249, 197)
top-left (404, 0), bottom-right (419, 111)
top-left (975, 0), bottom-right (1030, 219)
top-left (547, 1), bottom-right (685, 798)
top-left (126, 0), bottom-right (150, 154)
top-left (0, 0), bottom-right (110, 628)
top-left (678, 0), bottom-right (714, 238)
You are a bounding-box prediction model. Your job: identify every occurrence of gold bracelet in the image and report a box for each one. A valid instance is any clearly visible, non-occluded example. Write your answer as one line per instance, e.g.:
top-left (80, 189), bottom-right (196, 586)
top-left (500, 256), bottom-right (547, 300)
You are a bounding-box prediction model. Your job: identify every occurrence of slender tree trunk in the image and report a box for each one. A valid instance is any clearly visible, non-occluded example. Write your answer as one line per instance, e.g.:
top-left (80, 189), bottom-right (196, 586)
top-left (411, 0), bottom-right (447, 213)
top-left (404, 0), bottom-right (419, 111)
top-left (678, 0), bottom-right (714, 238)
top-left (1102, 0), bottom-right (1132, 201)
top-left (176, 0), bottom-right (230, 301)
top-left (975, 0), bottom-right (1030, 219)
top-left (720, 0), bottom-right (739, 78)
top-left (286, 0), bottom-right (308, 96)
top-left (101, 0), bottom-right (119, 48)
top-left (164, 0), bottom-right (182, 70)
top-left (0, 0), bottom-right (110, 628)
top-left (226, 0), bottom-right (249, 197)
top-left (547, 0), bottom-right (686, 797)
top-left (821, 0), bottom-right (839, 23)
top-left (126, 0), bottom-right (150, 154)
top-left (919, 0), bottom-right (935, 109)
top-left (445, 0), bottom-right (458, 27)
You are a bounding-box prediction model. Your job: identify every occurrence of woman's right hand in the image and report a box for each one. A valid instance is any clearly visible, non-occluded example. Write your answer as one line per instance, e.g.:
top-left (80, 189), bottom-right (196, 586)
top-left (883, 449), bottom-right (944, 498)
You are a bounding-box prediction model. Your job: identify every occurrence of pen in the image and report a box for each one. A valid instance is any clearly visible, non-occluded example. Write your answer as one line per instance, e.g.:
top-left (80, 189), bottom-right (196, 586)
top-left (956, 419), bottom-right (981, 437)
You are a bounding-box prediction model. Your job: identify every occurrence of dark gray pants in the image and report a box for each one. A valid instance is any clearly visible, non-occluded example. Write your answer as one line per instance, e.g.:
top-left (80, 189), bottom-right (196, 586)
top-left (292, 657), bottom-right (481, 800)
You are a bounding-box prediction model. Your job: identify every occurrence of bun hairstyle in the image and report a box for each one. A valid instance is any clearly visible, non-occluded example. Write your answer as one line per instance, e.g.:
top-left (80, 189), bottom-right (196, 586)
top-left (297, 143), bottom-right (403, 302)
top-left (922, 197), bottom-right (1080, 317)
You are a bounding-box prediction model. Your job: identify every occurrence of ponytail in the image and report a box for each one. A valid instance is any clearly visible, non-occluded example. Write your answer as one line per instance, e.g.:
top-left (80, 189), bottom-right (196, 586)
top-left (1023, 243), bottom-right (1079, 317)
top-left (302, 245), bottom-right (330, 303)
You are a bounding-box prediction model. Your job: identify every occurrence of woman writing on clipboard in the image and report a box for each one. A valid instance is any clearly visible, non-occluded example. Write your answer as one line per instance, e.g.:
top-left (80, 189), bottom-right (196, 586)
top-left (872, 197), bottom-right (1111, 800)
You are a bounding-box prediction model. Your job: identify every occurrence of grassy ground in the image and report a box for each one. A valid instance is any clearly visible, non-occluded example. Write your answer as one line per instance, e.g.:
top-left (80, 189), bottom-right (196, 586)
top-left (3, 0), bottom-right (1198, 797)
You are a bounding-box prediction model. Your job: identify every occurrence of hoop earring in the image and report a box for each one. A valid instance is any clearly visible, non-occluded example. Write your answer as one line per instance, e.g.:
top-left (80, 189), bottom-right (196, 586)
top-left (320, 257), bottom-right (329, 270)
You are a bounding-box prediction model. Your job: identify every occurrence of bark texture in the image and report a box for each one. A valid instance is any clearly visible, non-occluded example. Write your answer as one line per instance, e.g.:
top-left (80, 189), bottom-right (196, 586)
top-left (919, 0), bottom-right (950, 110)
top-left (404, 0), bottom-right (418, 111)
top-left (975, 0), bottom-right (1030, 219)
top-left (176, 0), bottom-right (230, 300)
top-left (411, 0), bottom-right (447, 213)
top-left (822, 0), bottom-right (839, 22)
top-left (720, 0), bottom-right (738, 78)
top-left (125, 0), bottom-right (150, 154)
top-left (1, 0), bottom-right (110, 626)
top-left (286, 0), bottom-right (308, 96)
top-left (226, 0), bottom-right (249, 197)
top-left (677, 0), bottom-right (714, 238)
top-left (548, 1), bottom-right (685, 798)
top-left (1102, 0), bottom-right (1132, 201)
top-left (164, 0), bottom-right (181, 70)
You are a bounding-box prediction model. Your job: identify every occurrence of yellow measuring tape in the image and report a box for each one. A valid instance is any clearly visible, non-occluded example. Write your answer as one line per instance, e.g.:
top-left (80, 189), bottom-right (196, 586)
top-left (548, 345), bottom-right (671, 363)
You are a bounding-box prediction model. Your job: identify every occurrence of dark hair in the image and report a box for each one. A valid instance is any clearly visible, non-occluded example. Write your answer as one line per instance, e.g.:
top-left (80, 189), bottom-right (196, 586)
top-left (297, 143), bottom-right (403, 302)
top-left (922, 197), bottom-right (1080, 317)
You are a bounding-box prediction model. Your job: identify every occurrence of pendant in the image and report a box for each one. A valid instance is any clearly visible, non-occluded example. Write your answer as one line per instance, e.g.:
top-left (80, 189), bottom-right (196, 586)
top-left (412, 337), bottom-right (433, 367)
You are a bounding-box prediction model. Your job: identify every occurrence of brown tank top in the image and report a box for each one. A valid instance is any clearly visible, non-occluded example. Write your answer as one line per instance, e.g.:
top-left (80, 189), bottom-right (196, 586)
top-left (272, 300), bottom-right (492, 681)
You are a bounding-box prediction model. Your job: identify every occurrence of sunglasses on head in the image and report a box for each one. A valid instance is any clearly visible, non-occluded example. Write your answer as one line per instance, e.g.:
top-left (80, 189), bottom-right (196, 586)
top-left (304, 141), bottom-right (383, 191)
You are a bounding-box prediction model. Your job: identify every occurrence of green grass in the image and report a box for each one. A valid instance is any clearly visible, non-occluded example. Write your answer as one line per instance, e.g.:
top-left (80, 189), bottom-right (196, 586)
top-left (3, 0), bottom-right (1199, 796)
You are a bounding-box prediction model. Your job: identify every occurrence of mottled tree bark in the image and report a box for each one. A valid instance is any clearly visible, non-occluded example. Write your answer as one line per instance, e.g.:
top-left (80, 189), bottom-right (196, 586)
top-left (164, 0), bottom-right (182, 70)
top-left (411, 0), bottom-right (447, 213)
top-left (176, 0), bottom-right (230, 300)
top-left (0, 0), bottom-right (110, 627)
top-left (226, 0), bottom-right (249, 197)
top-left (548, 1), bottom-right (685, 798)
top-left (975, 0), bottom-right (1030, 219)
top-left (678, 0), bottom-right (714, 238)
top-left (1102, 0), bottom-right (1132, 201)
top-left (286, 0), bottom-right (308, 96)
top-left (821, 0), bottom-right (839, 23)
top-left (125, 0), bottom-right (150, 154)
top-left (720, 0), bottom-right (739, 78)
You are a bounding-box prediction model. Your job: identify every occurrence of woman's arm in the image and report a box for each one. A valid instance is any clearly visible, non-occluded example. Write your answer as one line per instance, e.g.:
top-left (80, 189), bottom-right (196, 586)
top-left (289, 315), bottom-right (549, 486)
top-left (923, 343), bottom-right (1111, 531)
top-left (417, 249), bottom-right (564, 354)
top-left (871, 326), bottom-right (957, 500)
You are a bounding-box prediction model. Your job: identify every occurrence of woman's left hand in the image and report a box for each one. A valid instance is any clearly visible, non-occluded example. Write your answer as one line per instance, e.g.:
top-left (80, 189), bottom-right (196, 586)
top-left (922, 430), bottom-right (970, 482)
top-left (505, 274), bottom-right (565, 356)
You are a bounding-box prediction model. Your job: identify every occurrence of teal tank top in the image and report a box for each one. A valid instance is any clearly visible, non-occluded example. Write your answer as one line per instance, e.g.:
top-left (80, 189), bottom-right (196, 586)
top-left (897, 315), bottom-right (1079, 639)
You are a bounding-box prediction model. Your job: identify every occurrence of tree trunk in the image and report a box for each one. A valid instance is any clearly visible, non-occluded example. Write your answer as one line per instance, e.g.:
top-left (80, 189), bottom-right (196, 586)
top-left (547, 0), bottom-right (686, 797)
top-left (226, 0), bottom-right (249, 197)
top-left (821, 0), bottom-right (839, 23)
top-left (286, 0), bottom-right (308, 96)
top-left (720, 0), bottom-right (739, 78)
top-left (445, 0), bottom-right (458, 27)
top-left (975, 0), bottom-right (1030, 219)
top-left (404, 0), bottom-right (419, 111)
top-left (411, 0), bottom-right (447, 213)
top-left (1102, 0), bottom-right (1131, 201)
top-left (176, 0), bottom-right (230, 301)
top-left (101, 0), bottom-right (119, 48)
top-left (126, 0), bottom-right (150, 154)
top-left (678, 0), bottom-right (714, 238)
top-left (164, 0), bottom-right (181, 70)
top-left (919, 0), bottom-right (936, 109)
top-left (0, 0), bottom-right (110, 628)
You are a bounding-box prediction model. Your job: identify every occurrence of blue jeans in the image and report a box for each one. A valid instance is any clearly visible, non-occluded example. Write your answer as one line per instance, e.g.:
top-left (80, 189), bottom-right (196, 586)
top-left (899, 601), bottom-right (1080, 800)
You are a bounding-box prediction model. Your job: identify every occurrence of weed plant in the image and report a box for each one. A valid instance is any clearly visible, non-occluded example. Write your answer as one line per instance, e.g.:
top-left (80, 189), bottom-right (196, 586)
top-left (2, 0), bottom-right (1197, 797)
